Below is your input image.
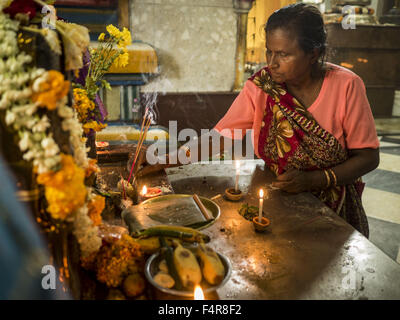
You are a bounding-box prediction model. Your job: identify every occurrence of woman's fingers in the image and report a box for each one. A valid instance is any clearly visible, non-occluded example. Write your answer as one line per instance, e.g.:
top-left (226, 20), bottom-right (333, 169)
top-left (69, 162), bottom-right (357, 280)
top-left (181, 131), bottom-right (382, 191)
top-left (272, 180), bottom-right (291, 189)
top-left (276, 168), bottom-right (297, 181)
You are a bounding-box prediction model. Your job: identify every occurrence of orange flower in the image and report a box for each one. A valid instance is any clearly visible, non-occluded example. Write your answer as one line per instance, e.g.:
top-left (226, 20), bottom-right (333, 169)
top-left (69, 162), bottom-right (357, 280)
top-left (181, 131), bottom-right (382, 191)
top-left (83, 120), bottom-right (107, 134)
top-left (37, 154), bottom-right (87, 220)
top-left (32, 70), bottom-right (70, 110)
top-left (73, 88), bottom-right (95, 123)
top-left (87, 195), bottom-right (105, 226)
top-left (85, 158), bottom-right (100, 178)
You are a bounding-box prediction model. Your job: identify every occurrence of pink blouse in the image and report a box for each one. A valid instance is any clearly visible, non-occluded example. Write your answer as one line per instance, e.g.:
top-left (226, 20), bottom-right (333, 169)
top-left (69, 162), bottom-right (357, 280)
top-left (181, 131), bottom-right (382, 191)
top-left (214, 63), bottom-right (380, 158)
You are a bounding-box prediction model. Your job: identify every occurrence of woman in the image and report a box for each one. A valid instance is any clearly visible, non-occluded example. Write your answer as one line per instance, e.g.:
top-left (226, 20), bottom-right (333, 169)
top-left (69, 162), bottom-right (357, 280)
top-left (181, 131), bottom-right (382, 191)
top-left (139, 3), bottom-right (379, 237)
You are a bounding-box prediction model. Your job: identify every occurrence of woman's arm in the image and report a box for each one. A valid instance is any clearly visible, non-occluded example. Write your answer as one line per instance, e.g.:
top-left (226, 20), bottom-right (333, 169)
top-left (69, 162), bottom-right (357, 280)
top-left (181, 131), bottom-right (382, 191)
top-left (272, 147), bottom-right (380, 193)
top-left (135, 133), bottom-right (228, 178)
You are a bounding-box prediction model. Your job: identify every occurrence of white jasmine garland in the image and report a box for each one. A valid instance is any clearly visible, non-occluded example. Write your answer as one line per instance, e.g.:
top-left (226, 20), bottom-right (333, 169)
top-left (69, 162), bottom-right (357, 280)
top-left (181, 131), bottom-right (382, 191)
top-left (1, 12), bottom-right (102, 257)
top-left (72, 205), bottom-right (102, 257)
top-left (18, 131), bottom-right (31, 151)
top-left (32, 115), bottom-right (50, 132)
top-left (5, 110), bottom-right (15, 125)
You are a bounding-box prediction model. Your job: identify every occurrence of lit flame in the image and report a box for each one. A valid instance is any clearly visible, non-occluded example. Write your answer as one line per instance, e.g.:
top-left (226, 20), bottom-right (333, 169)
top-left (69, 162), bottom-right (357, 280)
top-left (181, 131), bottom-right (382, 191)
top-left (141, 185), bottom-right (147, 195)
top-left (194, 285), bottom-right (204, 300)
top-left (235, 160), bottom-right (240, 170)
top-left (259, 189), bottom-right (264, 198)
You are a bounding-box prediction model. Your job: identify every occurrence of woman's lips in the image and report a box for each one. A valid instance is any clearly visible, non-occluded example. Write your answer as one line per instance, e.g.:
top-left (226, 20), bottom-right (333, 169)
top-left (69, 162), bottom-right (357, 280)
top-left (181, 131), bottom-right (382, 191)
top-left (270, 72), bottom-right (283, 82)
top-left (270, 72), bottom-right (281, 78)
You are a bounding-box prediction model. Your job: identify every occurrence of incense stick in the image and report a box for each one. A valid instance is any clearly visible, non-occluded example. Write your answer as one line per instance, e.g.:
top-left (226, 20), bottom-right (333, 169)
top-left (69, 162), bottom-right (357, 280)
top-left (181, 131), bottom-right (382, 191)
top-left (193, 194), bottom-right (213, 220)
top-left (127, 112), bottom-right (151, 183)
top-left (130, 118), bottom-right (150, 179)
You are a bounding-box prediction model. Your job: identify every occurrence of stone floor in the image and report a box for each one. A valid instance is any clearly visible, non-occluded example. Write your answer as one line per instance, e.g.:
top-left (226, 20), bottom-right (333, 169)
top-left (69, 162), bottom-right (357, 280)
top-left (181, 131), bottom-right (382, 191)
top-left (363, 132), bottom-right (400, 265)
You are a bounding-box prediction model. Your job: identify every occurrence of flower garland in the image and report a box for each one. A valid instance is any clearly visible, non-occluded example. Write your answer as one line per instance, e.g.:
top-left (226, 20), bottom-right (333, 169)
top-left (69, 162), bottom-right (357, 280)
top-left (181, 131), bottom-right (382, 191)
top-left (0, 11), bottom-right (102, 257)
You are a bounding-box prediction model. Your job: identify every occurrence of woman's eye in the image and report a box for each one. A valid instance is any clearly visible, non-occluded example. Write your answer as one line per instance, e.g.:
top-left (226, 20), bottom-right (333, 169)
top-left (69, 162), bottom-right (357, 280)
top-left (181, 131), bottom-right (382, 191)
top-left (280, 52), bottom-right (287, 57)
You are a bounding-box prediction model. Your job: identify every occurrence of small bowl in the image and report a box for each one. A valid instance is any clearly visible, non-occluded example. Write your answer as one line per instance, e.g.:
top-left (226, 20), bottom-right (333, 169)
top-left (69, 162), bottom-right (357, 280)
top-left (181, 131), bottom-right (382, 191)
top-left (145, 249), bottom-right (232, 297)
top-left (252, 216), bottom-right (270, 232)
top-left (224, 188), bottom-right (243, 201)
top-left (141, 187), bottom-right (162, 199)
top-left (95, 141), bottom-right (109, 150)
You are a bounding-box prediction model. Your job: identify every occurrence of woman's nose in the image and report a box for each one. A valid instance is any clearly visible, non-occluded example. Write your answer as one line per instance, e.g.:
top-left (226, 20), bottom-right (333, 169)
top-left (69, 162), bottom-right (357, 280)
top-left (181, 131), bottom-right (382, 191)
top-left (268, 55), bottom-right (278, 69)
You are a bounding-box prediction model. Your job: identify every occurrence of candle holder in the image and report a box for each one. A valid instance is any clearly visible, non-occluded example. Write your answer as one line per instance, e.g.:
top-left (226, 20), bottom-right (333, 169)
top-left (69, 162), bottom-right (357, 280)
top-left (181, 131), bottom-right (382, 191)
top-left (141, 187), bottom-right (162, 200)
top-left (252, 216), bottom-right (270, 233)
top-left (224, 188), bottom-right (243, 201)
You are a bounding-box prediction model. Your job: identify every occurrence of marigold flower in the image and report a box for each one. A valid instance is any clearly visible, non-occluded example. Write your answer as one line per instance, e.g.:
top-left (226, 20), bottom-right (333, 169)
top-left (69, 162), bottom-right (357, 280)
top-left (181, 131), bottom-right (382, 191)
top-left (98, 32), bottom-right (105, 41)
top-left (85, 158), bottom-right (100, 177)
top-left (106, 24), bottom-right (120, 39)
top-left (87, 195), bottom-right (105, 226)
top-left (32, 70), bottom-right (70, 110)
top-left (73, 88), bottom-right (95, 122)
top-left (37, 154), bottom-right (87, 220)
top-left (112, 49), bottom-right (129, 69)
top-left (95, 234), bottom-right (142, 287)
top-left (106, 24), bottom-right (131, 48)
top-left (83, 120), bottom-right (107, 134)
top-left (118, 27), bottom-right (131, 48)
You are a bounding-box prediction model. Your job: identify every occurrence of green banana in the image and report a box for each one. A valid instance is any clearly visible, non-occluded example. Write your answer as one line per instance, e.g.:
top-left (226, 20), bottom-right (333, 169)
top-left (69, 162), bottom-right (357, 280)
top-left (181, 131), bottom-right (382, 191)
top-left (134, 237), bottom-right (177, 254)
top-left (137, 225), bottom-right (210, 243)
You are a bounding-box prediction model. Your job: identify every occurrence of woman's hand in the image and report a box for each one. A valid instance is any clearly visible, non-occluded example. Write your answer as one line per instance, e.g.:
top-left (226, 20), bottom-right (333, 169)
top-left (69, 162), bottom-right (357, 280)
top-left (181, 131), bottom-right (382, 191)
top-left (135, 162), bottom-right (169, 178)
top-left (272, 168), bottom-right (323, 193)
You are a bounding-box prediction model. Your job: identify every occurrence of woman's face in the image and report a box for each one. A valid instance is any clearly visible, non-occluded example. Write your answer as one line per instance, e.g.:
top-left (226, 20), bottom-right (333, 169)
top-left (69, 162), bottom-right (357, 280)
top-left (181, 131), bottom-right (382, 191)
top-left (265, 28), bottom-right (317, 84)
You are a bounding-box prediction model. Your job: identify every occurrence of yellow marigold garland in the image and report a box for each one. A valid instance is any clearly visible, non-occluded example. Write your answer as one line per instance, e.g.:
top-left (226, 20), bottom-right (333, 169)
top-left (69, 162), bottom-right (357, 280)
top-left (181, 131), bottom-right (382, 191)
top-left (32, 70), bottom-right (70, 110)
top-left (37, 154), bottom-right (87, 220)
top-left (87, 194), bottom-right (105, 227)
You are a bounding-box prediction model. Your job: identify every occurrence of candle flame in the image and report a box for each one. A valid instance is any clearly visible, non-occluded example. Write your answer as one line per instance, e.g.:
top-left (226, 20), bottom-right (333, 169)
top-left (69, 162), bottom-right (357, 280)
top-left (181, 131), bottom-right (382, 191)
top-left (141, 185), bottom-right (147, 195)
top-left (259, 189), bottom-right (264, 198)
top-left (194, 285), bottom-right (204, 300)
top-left (235, 160), bottom-right (240, 170)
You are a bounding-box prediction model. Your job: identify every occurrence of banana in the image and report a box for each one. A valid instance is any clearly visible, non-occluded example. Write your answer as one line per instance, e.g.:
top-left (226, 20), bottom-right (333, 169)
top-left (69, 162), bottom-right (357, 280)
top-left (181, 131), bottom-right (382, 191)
top-left (160, 237), bottom-right (183, 290)
top-left (173, 241), bottom-right (202, 289)
top-left (197, 243), bottom-right (225, 285)
top-left (137, 225), bottom-right (210, 243)
top-left (134, 237), bottom-right (177, 254)
top-left (153, 272), bottom-right (175, 289)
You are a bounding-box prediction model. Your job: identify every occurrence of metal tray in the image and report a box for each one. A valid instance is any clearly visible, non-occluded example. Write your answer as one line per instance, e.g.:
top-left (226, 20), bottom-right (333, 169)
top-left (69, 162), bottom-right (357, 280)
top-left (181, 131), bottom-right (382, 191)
top-left (140, 194), bottom-right (221, 230)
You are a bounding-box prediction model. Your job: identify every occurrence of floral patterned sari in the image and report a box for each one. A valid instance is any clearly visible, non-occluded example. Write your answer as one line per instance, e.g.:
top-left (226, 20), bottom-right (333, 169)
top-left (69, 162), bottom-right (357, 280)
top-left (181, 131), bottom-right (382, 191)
top-left (251, 67), bottom-right (369, 237)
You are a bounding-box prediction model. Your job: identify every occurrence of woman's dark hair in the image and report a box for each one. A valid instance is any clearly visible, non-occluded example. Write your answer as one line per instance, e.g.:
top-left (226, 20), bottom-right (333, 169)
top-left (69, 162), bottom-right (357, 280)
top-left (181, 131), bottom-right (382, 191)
top-left (265, 3), bottom-right (327, 75)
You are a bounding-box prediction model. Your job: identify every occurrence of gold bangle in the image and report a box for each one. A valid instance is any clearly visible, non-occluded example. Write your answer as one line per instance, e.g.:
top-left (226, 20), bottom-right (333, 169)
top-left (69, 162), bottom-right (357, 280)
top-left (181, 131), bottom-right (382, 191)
top-left (328, 168), bottom-right (337, 187)
top-left (323, 169), bottom-right (331, 188)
